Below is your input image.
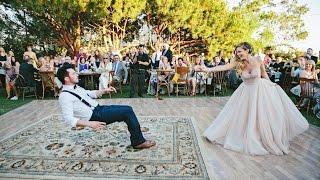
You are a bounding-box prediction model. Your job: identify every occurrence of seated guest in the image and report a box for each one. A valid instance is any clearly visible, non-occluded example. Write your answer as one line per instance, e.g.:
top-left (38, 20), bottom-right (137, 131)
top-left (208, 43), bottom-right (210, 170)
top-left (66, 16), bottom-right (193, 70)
top-left (88, 55), bottom-right (98, 71)
top-left (291, 60), bottom-right (319, 108)
top-left (188, 56), bottom-right (207, 96)
top-left (19, 55), bottom-right (39, 87)
top-left (270, 57), bottom-right (285, 72)
top-left (263, 47), bottom-right (273, 67)
top-left (267, 54), bottom-right (277, 69)
top-left (269, 56), bottom-right (285, 83)
top-left (170, 56), bottom-right (177, 67)
top-left (291, 56), bottom-right (306, 78)
top-left (212, 56), bottom-right (225, 67)
top-left (112, 54), bottom-right (128, 85)
top-left (283, 59), bottom-right (294, 73)
top-left (78, 57), bottom-right (89, 72)
top-left (147, 55), bottom-right (168, 96)
top-left (151, 45), bottom-right (162, 69)
top-left (171, 57), bottom-right (189, 94)
top-left (181, 56), bottom-right (191, 67)
top-left (173, 57), bottom-right (188, 68)
top-left (155, 56), bottom-right (172, 95)
top-left (98, 57), bottom-right (113, 90)
top-left (158, 56), bottom-right (172, 81)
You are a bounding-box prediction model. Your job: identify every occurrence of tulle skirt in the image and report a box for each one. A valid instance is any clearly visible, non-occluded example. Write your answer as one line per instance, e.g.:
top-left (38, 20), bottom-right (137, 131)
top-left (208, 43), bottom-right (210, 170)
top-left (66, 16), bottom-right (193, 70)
top-left (203, 78), bottom-right (309, 155)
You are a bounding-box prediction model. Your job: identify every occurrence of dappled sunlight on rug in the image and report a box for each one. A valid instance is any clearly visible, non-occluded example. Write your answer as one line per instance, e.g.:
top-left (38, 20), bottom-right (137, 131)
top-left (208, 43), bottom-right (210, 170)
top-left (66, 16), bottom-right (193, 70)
top-left (0, 115), bottom-right (209, 179)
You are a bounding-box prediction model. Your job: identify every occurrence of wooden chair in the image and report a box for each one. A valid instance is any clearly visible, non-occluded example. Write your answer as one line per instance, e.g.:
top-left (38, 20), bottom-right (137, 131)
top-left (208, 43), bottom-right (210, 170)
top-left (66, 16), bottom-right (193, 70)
top-left (39, 71), bottom-right (56, 99)
top-left (156, 69), bottom-right (172, 97)
top-left (281, 72), bottom-right (292, 91)
top-left (106, 71), bottom-right (113, 98)
top-left (109, 71), bottom-right (123, 95)
top-left (298, 78), bottom-right (317, 115)
top-left (281, 72), bottom-right (299, 92)
top-left (195, 70), bottom-right (207, 96)
top-left (172, 66), bottom-right (189, 96)
top-left (14, 74), bottom-right (38, 100)
top-left (212, 70), bottom-right (228, 96)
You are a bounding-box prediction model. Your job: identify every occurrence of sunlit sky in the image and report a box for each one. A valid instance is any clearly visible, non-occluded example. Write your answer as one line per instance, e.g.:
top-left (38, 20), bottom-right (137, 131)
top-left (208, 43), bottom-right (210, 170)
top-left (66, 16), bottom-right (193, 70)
top-left (291, 0), bottom-right (320, 53)
top-left (228, 0), bottom-right (320, 54)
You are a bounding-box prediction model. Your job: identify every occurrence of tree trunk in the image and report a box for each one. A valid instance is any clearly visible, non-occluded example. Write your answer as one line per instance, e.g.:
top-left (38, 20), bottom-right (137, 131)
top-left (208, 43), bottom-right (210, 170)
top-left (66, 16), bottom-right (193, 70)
top-left (72, 13), bottom-right (81, 57)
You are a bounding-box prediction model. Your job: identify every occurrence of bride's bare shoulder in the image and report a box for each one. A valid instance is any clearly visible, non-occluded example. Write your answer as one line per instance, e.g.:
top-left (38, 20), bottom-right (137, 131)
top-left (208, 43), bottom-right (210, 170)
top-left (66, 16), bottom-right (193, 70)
top-left (252, 55), bottom-right (263, 64)
top-left (255, 55), bottom-right (262, 63)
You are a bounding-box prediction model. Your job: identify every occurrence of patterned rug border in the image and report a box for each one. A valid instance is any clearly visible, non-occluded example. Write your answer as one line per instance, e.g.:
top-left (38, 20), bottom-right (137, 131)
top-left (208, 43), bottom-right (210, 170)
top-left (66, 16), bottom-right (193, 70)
top-left (188, 116), bottom-right (214, 180)
top-left (0, 115), bottom-right (212, 180)
top-left (0, 113), bottom-right (61, 142)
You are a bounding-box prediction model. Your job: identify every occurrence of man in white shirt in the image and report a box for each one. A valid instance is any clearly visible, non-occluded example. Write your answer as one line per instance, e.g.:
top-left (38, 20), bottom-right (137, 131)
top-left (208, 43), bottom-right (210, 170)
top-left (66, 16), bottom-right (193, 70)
top-left (57, 64), bottom-right (156, 149)
top-left (151, 45), bottom-right (162, 69)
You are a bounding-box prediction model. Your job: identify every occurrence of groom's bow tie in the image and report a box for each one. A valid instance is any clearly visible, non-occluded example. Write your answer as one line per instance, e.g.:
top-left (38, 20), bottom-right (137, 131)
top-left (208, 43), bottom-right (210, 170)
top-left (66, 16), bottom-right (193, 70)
top-left (74, 85), bottom-right (77, 89)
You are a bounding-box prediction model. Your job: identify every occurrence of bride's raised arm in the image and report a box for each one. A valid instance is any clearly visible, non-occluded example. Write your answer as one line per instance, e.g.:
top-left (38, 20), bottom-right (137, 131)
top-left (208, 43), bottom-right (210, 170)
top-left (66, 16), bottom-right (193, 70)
top-left (204, 62), bottom-right (236, 72)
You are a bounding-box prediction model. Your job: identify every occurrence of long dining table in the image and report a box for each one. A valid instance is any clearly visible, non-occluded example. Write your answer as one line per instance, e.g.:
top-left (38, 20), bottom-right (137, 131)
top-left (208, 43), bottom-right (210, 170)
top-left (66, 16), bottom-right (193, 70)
top-left (78, 71), bottom-right (101, 90)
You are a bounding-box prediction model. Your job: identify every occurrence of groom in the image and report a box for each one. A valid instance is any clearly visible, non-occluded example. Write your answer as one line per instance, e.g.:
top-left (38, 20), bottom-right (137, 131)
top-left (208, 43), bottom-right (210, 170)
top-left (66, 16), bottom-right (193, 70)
top-left (56, 63), bottom-right (156, 149)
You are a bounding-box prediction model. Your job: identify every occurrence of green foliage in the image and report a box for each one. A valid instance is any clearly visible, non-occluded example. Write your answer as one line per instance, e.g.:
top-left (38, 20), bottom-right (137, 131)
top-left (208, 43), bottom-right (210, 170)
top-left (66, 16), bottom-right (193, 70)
top-left (144, 0), bottom-right (231, 55)
top-left (0, 0), bottom-right (309, 58)
top-left (0, 90), bottom-right (32, 115)
top-left (0, 0), bottom-right (148, 55)
top-left (111, 0), bottom-right (146, 23)
top-left (143, 0), bottom-right (308, 57)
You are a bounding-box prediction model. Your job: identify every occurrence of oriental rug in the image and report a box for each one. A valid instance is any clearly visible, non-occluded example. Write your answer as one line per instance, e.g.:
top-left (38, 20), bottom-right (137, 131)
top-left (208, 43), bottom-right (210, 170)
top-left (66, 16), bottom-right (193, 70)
top-left (0, 115), bottom-right (209, 179)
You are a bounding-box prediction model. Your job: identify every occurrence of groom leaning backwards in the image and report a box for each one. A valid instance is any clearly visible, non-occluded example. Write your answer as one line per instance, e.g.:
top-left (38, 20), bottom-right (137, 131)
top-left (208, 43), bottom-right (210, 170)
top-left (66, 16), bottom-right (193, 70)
top-left (57, 63), bottom-right (156, 149)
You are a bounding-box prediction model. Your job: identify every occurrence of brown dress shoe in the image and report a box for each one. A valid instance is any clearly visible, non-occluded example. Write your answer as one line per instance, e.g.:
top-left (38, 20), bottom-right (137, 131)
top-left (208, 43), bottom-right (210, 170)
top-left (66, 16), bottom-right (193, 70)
top-left (134, 140), bottom-right (156, 149)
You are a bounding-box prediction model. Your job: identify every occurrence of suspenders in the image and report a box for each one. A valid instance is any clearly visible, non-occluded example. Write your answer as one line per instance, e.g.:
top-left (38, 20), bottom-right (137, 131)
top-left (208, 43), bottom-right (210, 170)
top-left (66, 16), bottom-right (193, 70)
top-left (62, 90), bottom-right (95, 109)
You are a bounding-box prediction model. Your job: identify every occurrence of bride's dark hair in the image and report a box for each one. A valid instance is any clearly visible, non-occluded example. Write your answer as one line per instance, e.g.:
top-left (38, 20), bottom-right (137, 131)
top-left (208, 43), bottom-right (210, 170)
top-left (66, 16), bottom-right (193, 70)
top-left (234, 42), bottom-right (254, 73)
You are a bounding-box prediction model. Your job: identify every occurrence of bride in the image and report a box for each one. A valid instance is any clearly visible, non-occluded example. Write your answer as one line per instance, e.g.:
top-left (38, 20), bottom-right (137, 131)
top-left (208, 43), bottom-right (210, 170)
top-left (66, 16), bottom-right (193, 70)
top-left (203, 42), bottom-right (309, 155)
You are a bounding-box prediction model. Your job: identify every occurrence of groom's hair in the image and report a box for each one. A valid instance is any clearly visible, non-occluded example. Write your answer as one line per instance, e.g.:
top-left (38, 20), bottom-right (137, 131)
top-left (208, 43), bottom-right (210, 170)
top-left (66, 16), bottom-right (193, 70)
top-left (56, 63), bottom-right (73, 84)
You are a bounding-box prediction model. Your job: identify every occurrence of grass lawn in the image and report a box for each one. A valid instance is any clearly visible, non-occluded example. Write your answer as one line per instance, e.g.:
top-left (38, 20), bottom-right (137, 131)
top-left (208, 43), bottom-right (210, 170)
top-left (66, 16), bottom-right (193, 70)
top-left (0, 85), bottom-right (319, 127)
top-left (0, 90), bottom-right (32, 115)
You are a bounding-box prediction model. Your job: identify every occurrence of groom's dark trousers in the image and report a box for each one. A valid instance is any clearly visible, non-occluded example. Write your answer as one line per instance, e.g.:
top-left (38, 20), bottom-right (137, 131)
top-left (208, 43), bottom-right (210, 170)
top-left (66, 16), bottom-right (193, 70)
top-left (90, 105), bottom-right (146, 147)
